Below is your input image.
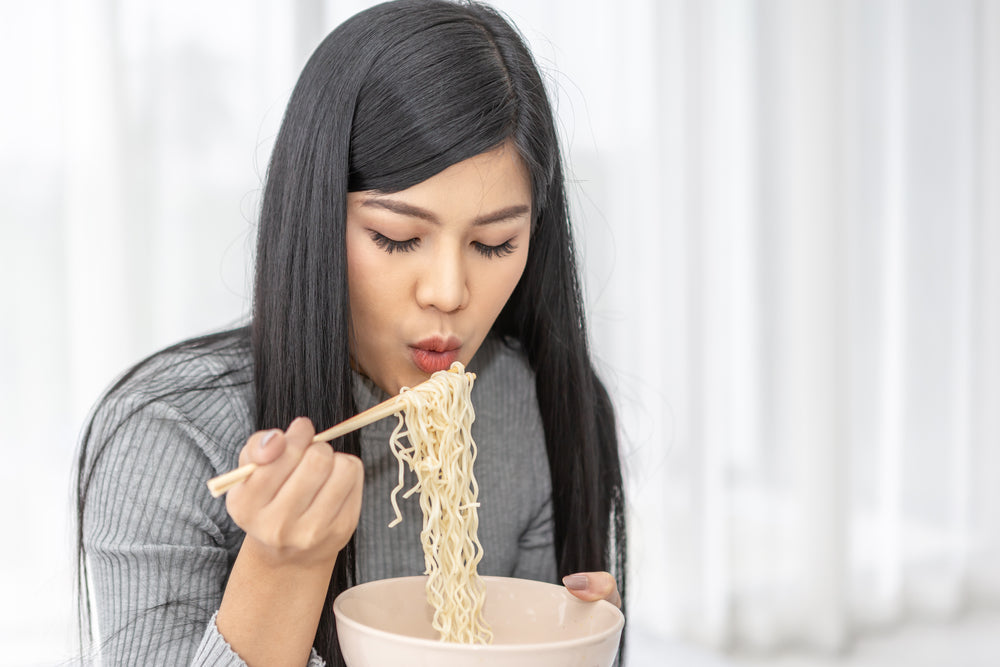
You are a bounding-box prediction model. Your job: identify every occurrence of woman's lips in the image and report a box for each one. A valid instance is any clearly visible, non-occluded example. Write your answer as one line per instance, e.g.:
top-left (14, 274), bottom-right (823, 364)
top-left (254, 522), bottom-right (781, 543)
top-left (410, 336), bottom-right (461, 373)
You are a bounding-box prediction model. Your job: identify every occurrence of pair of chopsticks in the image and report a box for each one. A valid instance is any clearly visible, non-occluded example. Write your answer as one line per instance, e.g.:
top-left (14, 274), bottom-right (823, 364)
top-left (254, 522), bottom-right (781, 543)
top-left (206, 393), bottom-right (406, 498)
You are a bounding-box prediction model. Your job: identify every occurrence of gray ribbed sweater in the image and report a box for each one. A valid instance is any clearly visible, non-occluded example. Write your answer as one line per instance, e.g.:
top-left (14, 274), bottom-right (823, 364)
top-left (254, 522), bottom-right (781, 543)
top-left (82, 333), bottom-right (555, 665)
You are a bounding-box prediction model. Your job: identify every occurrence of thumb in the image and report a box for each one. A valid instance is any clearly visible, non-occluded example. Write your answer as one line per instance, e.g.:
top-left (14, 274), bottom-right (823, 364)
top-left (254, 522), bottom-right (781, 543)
top-left (244, 429), bottom-right (286, 466)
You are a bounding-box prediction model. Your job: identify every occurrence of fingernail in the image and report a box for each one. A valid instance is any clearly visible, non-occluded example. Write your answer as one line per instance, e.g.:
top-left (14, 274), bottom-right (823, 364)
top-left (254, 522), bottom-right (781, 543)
top-left (259, 430), bottom-right (279, 449)
top-left (562, 574), bottom-right (588, 591)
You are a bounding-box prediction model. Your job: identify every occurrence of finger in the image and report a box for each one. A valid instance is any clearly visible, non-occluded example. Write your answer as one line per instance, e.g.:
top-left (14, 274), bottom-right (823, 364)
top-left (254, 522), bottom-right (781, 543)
top-left (300, 453), bottom-right (364, 538)
top-left (230, 419), bottom-right (317, 514)
top-left (562, 572), bottom-right (621, 608)
top-left (232, 430), bottom-right (299, 507)
top-left (269, 441), bottom-right (337, 519)
top-left (282, 416), bottom-right (317, 456)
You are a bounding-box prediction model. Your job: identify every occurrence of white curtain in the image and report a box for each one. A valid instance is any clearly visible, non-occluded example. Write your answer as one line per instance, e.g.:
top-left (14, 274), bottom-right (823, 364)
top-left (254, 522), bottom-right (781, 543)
top-left (2, 0), bottom-right (998, 663)
top-left (601, 0), bottom-right (1000, 655)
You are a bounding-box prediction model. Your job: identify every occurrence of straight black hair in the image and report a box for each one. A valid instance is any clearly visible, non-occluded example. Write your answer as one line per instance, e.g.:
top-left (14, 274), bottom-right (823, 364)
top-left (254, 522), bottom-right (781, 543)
top-left (78, 1), bottom-right (625, 664)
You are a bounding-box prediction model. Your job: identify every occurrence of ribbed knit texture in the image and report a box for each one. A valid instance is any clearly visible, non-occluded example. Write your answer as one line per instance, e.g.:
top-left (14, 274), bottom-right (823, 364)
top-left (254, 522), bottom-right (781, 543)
top-left (82, 333), bottom-right (555, 665)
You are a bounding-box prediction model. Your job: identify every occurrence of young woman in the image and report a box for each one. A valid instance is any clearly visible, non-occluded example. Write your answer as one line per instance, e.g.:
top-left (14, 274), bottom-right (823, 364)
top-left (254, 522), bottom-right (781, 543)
top-left (76, 1), bottom-right (626, 665)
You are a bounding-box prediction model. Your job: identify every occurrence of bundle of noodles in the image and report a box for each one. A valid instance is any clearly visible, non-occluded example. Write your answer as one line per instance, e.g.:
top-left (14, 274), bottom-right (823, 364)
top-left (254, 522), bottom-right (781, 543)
top-left (387, 362), bottom-right (492, 644)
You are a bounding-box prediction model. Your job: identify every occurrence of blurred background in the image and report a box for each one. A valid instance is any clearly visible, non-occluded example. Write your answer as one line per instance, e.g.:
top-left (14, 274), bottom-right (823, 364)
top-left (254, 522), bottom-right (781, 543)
top-left (2, 0), bottom-right (999, 665)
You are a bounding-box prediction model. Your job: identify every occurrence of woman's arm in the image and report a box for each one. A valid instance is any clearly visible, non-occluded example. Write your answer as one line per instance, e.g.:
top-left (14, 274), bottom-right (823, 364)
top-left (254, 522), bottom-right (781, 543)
top-left (82, 394), bottom-right (250, 665)
top-left (216, 418), bottom-right (363, 667)
top-left (84, 390), bottom-right (360, 666)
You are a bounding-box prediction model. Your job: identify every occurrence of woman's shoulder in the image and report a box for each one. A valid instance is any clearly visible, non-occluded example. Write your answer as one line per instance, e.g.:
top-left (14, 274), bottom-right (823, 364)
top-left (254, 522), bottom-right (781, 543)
top-left (88, 328), bottom-right (254, 464)
top-left (100, 329), bottom-right (252, 404)
top-left (81, 329), bottom-right (253, 556)
top-left (106, 328), bottom-right (251, 396)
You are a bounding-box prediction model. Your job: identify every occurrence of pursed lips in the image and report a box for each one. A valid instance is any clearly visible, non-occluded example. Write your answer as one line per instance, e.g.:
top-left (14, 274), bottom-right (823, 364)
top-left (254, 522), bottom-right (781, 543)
top-left (409, 335), bottom-right (461, 373)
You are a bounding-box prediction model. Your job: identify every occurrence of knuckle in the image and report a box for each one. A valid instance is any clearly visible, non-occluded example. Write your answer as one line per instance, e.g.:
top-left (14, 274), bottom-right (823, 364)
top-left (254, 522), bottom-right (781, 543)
top-left (336, 452), bottom-right (365, 479)
top-left (304, 444), bottom-right (335, 474)
top-left (331, 515), bottom-right (359, 545)
top-left (266, 523), bottom-right (288, 548)
top-left (288, 532), bottom-right (309, 552)
top-left (304, 525), bottom-right (324, 549)
top-left (312, 442), bottom-right (335, 460)
top-left (293, 524), bottom-right (325, 552)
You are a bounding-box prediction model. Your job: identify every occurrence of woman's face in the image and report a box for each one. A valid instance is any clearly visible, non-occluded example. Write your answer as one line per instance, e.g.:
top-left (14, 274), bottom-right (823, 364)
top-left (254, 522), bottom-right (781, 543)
top-left (346, 141), bottom-right (532, 395)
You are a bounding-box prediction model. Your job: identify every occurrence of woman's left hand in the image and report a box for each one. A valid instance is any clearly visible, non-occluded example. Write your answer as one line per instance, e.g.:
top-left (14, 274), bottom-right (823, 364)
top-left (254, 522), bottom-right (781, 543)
top-left (562, 571), bottom-right (621, 608)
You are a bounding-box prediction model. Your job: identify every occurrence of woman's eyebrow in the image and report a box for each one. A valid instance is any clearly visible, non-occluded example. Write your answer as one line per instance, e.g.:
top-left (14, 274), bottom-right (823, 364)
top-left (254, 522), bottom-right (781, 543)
top-left (361, 198), bottom-right (437, 222)
top-left (361, 198), bottom-right (530, 225)
top-left (473, 204), bottom-right (530, 225)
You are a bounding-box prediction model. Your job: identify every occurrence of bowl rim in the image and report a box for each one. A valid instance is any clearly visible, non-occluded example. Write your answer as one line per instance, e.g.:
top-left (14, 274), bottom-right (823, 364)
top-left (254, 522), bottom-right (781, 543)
top-left (333, 574), bottom-right (625, 653)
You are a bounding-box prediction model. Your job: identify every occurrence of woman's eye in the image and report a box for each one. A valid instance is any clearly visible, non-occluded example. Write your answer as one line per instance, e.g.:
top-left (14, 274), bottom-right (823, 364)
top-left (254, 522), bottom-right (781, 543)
top-left (369, 230), bottom-right (419, 254)
top-left (473, 240), bottom-right (517, 259)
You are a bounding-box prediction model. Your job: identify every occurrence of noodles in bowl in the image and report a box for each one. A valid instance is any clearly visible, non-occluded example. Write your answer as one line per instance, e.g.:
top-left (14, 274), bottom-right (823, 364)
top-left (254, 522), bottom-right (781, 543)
top-left (387, 363), bottom-right (490, 643)
top-left (334, 362), bottom-right (624, 665)
top-left (333, 575), bottom-right (625, 667)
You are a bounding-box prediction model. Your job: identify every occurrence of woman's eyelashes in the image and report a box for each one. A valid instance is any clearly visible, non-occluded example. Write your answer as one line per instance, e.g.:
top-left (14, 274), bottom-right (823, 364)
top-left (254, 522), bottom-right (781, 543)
top-left (368, 230), bottom-right (517, 258)
top-left (472, 239), bottom-right (517, 258)
top-left (368, 230), bottom-right (419, 254)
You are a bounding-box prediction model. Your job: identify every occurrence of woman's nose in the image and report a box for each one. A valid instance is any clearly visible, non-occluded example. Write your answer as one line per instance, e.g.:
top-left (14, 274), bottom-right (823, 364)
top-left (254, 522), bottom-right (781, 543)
top-left (415, 246), bottom-right (469, 313)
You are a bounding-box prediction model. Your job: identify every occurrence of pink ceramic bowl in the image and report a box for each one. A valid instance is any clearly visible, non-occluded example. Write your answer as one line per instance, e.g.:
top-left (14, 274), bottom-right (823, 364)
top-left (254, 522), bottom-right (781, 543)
top-left (333, 575), bottom-right (624, 667)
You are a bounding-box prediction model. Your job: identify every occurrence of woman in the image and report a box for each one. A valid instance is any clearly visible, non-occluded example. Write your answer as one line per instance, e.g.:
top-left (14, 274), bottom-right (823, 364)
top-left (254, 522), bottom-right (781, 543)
top-left (76, 1), bottom-right (626, 665)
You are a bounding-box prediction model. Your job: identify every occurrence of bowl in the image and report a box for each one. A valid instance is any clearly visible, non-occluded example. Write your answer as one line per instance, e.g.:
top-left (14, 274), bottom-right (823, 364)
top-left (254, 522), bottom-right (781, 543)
top-left (333, 575), bottom-right (624, 667)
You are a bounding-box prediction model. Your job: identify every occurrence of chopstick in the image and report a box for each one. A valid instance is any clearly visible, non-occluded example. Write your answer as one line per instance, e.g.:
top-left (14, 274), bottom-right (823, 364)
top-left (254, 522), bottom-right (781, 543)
top-left (206, 393), bottom-right (406, 498)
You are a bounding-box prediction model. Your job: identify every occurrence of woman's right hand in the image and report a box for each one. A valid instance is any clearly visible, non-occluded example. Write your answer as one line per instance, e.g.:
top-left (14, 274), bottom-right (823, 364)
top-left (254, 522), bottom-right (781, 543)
top-left (216, 417), bottom-right (362, 662)
top-left (224, 416), bottom-right (364, 569)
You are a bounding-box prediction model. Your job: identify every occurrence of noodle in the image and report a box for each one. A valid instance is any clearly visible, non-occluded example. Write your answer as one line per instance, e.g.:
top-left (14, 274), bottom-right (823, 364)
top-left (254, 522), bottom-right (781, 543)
top-left (387, 362), bottom-right (492, 644)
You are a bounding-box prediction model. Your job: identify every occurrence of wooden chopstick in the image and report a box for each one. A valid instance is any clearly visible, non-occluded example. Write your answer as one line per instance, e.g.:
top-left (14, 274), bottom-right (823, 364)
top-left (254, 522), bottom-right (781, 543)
top-left (206, 393), bottom-right (406, 498)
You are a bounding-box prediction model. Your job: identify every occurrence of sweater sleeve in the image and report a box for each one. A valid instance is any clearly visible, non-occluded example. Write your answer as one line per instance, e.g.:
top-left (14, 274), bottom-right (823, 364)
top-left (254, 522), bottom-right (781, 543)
top-left (82, 389), bottom-right (326, 666)
top-left (196, 613), bottom-right (327, 667)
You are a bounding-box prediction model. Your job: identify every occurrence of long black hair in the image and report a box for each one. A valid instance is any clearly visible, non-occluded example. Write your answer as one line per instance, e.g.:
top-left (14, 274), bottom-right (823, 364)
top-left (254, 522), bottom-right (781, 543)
top-left (78, 1), bottom-right (625, 664)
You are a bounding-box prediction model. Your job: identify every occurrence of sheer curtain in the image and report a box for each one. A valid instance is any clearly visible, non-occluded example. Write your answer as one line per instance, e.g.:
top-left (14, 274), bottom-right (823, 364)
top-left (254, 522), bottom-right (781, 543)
top-left (2, 1), bottom-right (313, 661)
top-left (2, 0), bottom-right (998, 663)
top-left (606, 0), bottom-right (1000, 655)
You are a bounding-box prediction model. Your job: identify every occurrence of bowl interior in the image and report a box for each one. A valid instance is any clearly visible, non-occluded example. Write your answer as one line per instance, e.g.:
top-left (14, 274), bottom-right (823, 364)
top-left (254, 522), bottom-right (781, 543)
top-left (334, 575), bottom-right (623, 646)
